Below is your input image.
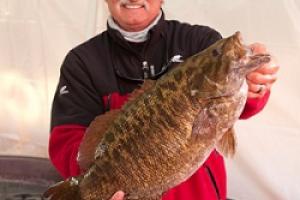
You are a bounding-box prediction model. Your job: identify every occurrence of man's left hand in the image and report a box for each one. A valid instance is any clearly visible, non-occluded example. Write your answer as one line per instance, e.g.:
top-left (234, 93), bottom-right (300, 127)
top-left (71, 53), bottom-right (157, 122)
top-left (246, 43), bottom-right (280, 99)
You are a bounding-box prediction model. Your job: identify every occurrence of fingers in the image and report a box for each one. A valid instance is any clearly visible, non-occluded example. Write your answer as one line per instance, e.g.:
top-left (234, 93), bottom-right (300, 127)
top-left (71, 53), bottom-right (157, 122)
top-left (254, 62), bottom-right (279, 75)
top-left (110, 191), bottom-right (125, 200)
top-left (249, 43), bottom-right (267, 54)
top-left (247, 83), bottom-right (268, 99)
top-left (248, 83), bottom-right (267, 93)
top-left (247, 72), bottom-right (277, 85)
top-left (249, 43), bottom-right (279, 75)
top-left (246, 71), bottom-right (274, 99)
top-left (247, 90), bottom-right (266, 99)
top-left (246, 43), bottom-right (280, 99)
top-left (247, 55), bottom-right (278, 83)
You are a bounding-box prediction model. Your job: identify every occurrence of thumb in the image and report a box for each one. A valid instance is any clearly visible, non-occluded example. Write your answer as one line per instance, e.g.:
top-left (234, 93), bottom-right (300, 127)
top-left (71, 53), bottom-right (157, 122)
top-left (110, 191), bottom-right (125, 200)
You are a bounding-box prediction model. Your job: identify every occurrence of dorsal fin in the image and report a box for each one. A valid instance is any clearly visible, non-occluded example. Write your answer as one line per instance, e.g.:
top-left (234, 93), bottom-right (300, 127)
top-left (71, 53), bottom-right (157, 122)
top-left (77, 109), bottom-right (120, 171)
top-left (123, 80), bottom-right (156, 109)
top-left (127, 80), bottom-right (156, 102)
top-left (78, 80), bottom-right (155, 171)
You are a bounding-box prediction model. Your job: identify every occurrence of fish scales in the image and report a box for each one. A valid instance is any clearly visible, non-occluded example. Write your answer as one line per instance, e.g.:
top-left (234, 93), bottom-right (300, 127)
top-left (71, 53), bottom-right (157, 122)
top-left (87, 85), bottom-right (201, 199)
top-left (44, 32), bottom-right (271, 200)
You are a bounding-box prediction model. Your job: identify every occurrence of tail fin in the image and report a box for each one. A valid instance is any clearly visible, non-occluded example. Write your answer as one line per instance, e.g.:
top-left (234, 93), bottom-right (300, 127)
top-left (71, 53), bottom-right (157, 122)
top-left (43, 176), bottom-right (82, 200)
top-left (217, 127), bottom-right (236, 157)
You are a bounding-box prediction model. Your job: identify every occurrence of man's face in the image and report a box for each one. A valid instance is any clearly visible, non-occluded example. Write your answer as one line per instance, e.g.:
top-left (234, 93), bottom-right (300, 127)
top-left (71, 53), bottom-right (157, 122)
top-left (106, 0), bottom-right (162, 32)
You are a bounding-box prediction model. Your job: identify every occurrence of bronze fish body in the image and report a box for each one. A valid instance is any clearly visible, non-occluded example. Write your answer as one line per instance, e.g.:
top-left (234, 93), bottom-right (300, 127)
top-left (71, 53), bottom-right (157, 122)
top-left (44, 32), bottom-right (270, 200)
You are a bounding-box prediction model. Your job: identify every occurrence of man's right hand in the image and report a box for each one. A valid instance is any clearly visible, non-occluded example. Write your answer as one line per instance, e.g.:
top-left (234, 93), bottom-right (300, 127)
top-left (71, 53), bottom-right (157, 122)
top-left (110, 191), bottom-right (125, 200)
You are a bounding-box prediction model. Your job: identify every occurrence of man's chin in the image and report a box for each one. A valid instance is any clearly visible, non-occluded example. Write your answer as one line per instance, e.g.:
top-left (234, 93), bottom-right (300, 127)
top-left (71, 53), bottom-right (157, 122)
top-left (122, 21), bottom-right (148, 32)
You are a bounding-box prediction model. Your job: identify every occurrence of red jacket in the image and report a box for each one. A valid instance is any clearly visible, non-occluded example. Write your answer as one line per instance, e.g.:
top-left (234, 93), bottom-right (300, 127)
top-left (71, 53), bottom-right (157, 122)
top-left (49, 91), bottom-right (270, 200)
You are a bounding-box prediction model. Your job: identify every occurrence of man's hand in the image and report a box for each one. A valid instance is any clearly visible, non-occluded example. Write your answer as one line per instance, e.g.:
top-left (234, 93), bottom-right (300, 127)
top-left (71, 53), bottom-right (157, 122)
top-left (246, 43), bottom-right (280, 99)
top-left (110, 191), bottom-right (125, 200)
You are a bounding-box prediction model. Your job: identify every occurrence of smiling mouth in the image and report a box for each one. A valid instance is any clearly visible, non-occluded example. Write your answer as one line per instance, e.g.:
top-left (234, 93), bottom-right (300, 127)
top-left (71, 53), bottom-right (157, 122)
top-left (122, 4), bottom-right (144, 9)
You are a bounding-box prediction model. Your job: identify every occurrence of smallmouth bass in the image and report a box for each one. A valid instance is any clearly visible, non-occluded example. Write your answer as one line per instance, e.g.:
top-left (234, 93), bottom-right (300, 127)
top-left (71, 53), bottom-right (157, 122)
top-left (44, 32), bottom-right (270, 200)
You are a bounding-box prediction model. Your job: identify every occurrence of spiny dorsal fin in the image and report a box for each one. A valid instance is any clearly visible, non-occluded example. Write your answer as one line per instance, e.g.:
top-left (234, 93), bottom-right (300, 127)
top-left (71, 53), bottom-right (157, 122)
top-left (216, 127), bottom-right (236, 157)
top-left (123, 80), bottom-right (156, 109)
top-left (78, 109), bottom-right (120, 171)
top-left (127, 80), bottom-right (156, 102)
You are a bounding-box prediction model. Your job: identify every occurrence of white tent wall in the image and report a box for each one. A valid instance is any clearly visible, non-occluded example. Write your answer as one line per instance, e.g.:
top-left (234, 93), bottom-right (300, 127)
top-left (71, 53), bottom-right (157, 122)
top-left (0, 0), bottom-right (108, 156)
top-left (0, 0), bottom-right (299, 199)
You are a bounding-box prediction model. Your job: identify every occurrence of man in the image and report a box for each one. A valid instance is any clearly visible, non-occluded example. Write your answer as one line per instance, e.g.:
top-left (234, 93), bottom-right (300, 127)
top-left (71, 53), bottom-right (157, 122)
top-left (49, 0), bottom-right (279, 200)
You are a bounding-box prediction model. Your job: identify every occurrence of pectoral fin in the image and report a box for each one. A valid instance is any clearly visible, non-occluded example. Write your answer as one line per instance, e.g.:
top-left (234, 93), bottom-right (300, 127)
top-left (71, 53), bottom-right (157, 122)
top-left (216, 127), bottom-right (236, 157)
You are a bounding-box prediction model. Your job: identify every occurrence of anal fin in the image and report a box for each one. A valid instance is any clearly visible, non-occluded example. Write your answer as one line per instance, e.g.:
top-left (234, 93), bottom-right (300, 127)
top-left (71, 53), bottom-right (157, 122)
top-left (216, 127), bottom-right (236, 157)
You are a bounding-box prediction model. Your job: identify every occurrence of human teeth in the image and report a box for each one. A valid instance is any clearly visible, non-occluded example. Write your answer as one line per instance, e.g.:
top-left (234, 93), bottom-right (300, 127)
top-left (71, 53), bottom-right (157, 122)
top-left (124, 4), bottom-right (143, 9)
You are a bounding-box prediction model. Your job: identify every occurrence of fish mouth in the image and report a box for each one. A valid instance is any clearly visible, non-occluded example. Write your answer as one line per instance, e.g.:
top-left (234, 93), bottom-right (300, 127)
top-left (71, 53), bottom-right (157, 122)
top-left (244, 53), bottom-right (271, 72)
top-left (249, 53), bottom-right (271, 65)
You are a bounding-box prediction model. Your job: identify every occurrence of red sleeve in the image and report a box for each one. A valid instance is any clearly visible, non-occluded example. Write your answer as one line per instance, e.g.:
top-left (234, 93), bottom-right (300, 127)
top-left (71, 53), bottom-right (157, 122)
top-left (49, 124), bottom-right (86, 179)
top-left (239, 90), bottom-right (270, 119)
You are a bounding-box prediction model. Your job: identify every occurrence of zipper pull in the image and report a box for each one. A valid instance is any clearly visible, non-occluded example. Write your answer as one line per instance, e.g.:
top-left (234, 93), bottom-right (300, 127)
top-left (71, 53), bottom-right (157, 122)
top-left (142, 61), bottom-right (149, 79)
top-left (150, 65), bottom-right (155, 78)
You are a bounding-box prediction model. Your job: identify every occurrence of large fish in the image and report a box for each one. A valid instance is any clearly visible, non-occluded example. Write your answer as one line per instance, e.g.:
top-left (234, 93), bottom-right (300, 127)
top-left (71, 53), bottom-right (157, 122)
top-left (44, 32), bottom-right (270, 200)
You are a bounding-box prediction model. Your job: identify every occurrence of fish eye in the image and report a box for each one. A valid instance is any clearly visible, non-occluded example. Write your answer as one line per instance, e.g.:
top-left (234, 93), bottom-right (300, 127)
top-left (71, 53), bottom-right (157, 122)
top-left (212, 48), bottom-right (222, 57)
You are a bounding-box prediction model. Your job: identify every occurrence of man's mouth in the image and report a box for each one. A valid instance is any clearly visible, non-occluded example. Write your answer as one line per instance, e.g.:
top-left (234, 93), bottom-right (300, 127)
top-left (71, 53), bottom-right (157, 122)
top-left (122, 4), bottom-right (144, 9)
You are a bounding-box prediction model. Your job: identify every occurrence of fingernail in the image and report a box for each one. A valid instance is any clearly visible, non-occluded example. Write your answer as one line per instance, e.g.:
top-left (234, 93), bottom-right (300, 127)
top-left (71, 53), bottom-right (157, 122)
top-left (112, 191), bottom-right (124, 200)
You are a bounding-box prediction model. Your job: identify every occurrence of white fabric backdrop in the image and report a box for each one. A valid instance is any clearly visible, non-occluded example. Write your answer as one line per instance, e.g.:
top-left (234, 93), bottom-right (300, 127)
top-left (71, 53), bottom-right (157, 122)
top-left (0, 0), bottom-right (299, 199)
